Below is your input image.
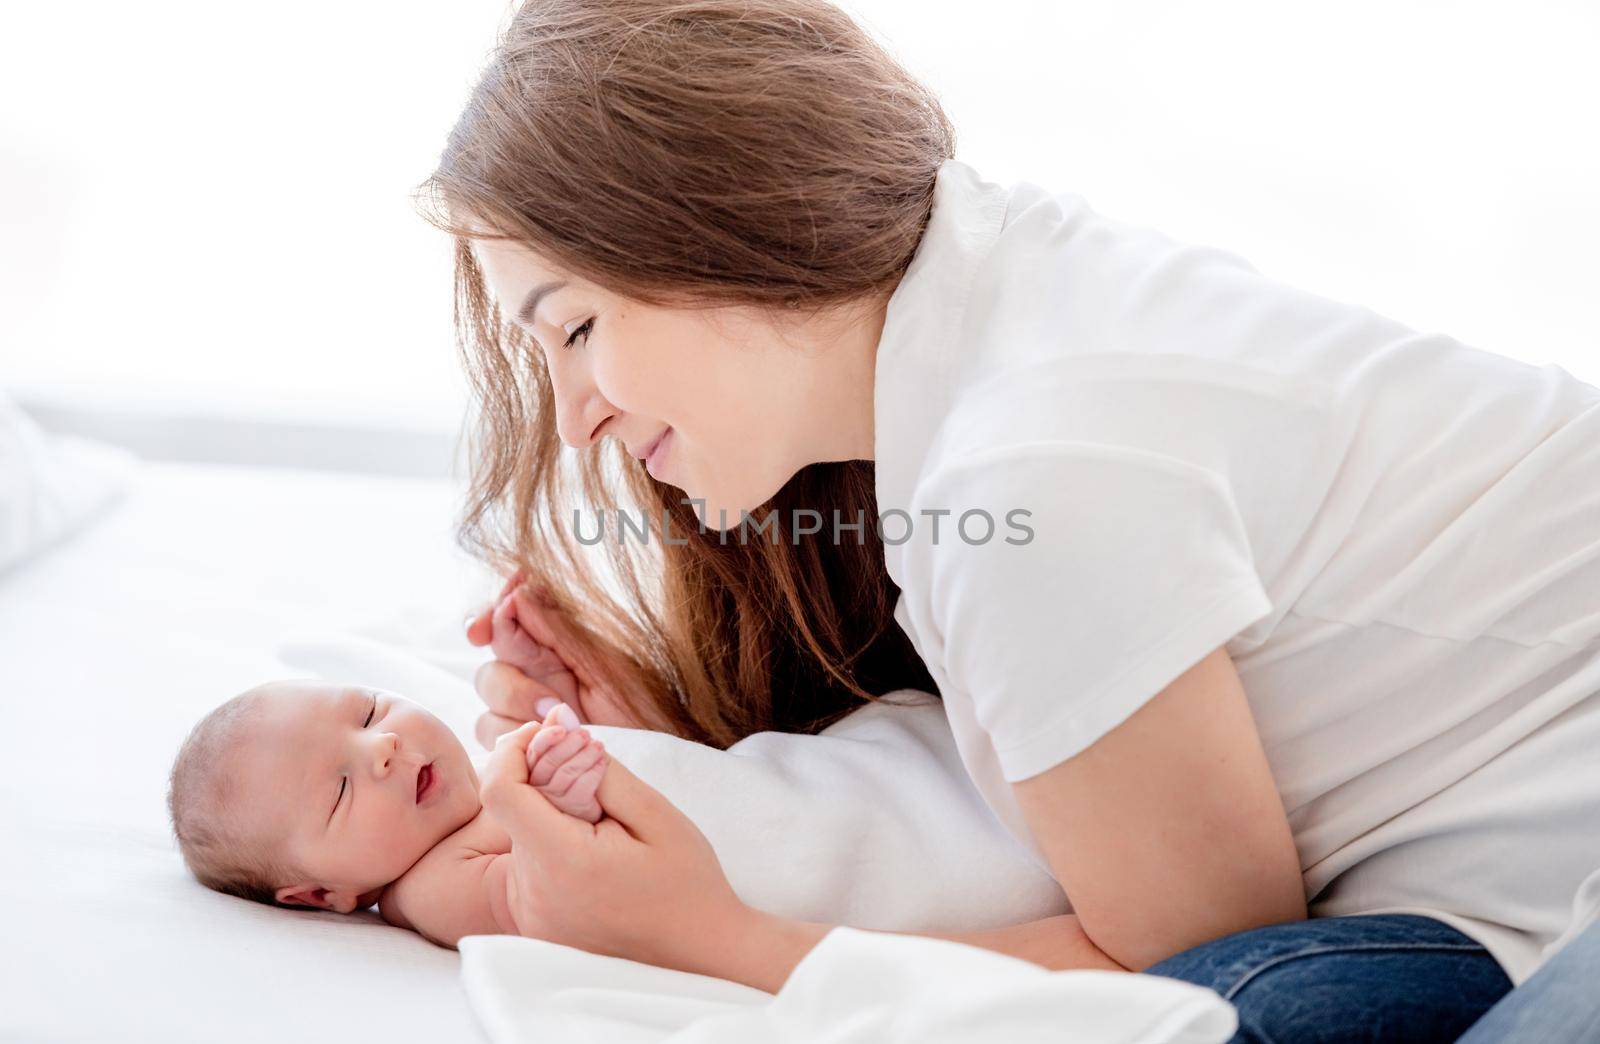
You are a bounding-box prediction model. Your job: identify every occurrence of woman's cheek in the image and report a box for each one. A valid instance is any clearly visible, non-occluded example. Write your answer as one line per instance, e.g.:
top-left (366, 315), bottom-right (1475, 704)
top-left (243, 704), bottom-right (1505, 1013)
top-left (590, 353), bottom-right (652, 420)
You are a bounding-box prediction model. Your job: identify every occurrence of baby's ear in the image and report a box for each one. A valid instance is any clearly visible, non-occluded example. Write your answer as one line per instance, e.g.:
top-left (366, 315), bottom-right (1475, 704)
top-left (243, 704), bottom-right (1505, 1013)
top-left (275, 883), bottom-right (338, 911)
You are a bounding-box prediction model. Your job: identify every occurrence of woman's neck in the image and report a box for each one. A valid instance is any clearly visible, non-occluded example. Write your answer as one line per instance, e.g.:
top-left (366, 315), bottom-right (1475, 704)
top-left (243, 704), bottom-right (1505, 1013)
top-left (795, 288), bottom-right (889, 465)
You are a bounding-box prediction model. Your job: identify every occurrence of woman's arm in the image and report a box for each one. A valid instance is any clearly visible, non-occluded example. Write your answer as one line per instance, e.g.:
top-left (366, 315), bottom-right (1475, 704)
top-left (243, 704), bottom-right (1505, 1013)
top-left (476, 645), bottom-right (1301, 992)
top-left (1012, 644), bottom-right (1307, 971)
top-left (905, 914), bottom-right (1127, 972)
top-left (711, 910), bottom-right (1123, 995)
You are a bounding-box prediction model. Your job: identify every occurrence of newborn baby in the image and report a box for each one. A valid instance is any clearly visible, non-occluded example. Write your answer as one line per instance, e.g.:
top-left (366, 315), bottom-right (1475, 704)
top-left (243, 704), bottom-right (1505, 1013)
top-left (167, 610), bottom-right (617, 947)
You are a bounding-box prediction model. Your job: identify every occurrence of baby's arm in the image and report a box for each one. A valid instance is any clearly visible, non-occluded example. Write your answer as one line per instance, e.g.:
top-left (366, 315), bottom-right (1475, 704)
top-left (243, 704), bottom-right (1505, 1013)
top-left (525, 702), bottom-right (607, 823)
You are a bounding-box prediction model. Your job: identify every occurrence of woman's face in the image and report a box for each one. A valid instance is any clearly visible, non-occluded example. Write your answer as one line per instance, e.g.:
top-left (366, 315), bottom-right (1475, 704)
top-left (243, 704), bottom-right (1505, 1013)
top-left (471, 235), bottom-right (875, 531)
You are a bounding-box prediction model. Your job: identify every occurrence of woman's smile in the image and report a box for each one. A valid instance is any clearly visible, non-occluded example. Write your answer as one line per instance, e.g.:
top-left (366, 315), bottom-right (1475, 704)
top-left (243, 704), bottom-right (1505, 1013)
top-left (644, 427), bottom-right (674, 481)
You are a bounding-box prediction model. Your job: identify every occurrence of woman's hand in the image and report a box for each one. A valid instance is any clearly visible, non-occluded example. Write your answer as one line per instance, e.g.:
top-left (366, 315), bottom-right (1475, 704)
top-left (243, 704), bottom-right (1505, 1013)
top-left (465, 573), bottom-right (644, 746)
top-left (480, 720), bottom-right (825, 986)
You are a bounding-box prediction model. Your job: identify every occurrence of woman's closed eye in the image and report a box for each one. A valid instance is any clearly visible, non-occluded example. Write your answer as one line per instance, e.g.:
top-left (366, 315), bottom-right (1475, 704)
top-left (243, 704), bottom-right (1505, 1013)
top-left (562, 317), bottom-right (594, 350)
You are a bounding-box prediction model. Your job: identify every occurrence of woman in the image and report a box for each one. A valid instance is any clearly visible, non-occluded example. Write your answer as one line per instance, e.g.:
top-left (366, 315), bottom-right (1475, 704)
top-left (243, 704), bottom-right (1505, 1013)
top-left (428, 1), bottom-right (1600, 1039)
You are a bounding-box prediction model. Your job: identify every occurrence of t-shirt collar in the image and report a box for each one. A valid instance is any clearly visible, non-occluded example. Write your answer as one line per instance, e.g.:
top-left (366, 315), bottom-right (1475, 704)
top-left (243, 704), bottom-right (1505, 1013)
top-left (872, 158), bottom-right (1011, 513)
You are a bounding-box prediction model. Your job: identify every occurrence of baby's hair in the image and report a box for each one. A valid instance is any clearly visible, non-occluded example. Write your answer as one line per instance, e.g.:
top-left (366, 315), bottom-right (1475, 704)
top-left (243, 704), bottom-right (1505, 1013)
top-left (166, 685), bottom-right (306, 908)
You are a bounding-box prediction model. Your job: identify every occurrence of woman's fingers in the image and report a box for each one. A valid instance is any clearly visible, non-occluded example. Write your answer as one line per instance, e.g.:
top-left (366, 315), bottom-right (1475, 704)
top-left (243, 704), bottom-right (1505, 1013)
top-left (493, 596), bottom-right (574, 680)
top-left (464, 606), bottom-right (495, 647)
top-left (474, 660), bottom-right (566, 723)
top-left (478, 720), bottom-right (537, 812)
top-left (509, 586), bottom-right (586, 664)
top-left (592, 757), bottom-right (694, 844)
top-left (465, 570), bottom-right (526, 646)
top-left (475, 710), bottom-right (525, 750)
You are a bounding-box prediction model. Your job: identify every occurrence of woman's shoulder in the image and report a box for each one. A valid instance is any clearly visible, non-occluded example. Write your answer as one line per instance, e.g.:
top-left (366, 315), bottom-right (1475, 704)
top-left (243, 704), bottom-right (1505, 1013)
top-left (917, 352), bottom-right (1335, 499)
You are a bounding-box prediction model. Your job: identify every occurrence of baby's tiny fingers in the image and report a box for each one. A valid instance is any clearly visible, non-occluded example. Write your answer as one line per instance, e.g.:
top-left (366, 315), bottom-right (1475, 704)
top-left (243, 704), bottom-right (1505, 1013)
top-left (543, 741), bottom-right (605, 797)
top-left (565, 752), bottom-right (608, 820)
top-left (530, 724), bottom-right (567, 758)
top-left (525, 725), bottom-right (565, 772)
top-left (529, 729), bottom-right (590, 787)
top-left (529, 729), bottom-right (589, 786)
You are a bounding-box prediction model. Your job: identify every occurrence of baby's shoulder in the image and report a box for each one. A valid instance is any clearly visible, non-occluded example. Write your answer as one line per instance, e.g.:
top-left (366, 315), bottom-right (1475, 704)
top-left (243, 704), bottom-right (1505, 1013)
top-left (377, 811), bottom-right (510, 946)
top-left (439, 805), bottom-right (512, 858)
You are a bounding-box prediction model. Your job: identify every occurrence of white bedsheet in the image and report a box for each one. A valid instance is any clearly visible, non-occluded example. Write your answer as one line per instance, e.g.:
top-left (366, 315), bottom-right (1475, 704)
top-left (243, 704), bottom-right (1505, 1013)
top-left (0, 459), bottom-right (494, 1043)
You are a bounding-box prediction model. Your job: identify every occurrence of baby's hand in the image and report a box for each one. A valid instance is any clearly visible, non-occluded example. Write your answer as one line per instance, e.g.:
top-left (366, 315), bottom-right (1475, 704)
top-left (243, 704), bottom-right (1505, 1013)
top-left (490, 592), bottom-right (580, 712)
top-left (525, 702), bottom-right (607, 823)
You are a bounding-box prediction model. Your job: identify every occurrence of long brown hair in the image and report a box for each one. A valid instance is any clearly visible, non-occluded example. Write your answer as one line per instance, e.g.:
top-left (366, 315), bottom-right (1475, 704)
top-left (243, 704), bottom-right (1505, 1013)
top-left (417, 0), bottom-right (950, 746)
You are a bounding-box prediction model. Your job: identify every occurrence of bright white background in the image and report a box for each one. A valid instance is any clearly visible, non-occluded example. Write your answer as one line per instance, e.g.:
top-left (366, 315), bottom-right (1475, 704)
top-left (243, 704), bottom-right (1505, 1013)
top-left (2, 1), bottom-right (1597, 466)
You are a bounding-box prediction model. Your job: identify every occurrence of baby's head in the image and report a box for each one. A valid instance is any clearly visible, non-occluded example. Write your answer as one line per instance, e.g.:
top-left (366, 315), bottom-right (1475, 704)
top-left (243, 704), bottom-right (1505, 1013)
top-left (167, 679), bottom-right (482, 914)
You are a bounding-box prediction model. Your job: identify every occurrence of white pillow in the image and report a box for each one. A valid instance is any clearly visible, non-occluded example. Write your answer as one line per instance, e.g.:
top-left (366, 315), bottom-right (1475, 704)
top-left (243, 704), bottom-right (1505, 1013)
top-left (0, 394), bottom-right (137, 574)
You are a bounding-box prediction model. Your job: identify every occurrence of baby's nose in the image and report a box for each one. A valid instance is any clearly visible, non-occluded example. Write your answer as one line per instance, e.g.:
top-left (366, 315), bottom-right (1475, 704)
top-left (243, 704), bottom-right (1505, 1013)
top-left (372, 732), bottom-right (401, 772)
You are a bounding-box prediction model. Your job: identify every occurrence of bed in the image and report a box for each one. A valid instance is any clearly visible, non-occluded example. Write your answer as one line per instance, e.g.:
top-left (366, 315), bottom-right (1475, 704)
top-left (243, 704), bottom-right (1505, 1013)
top-left (1, 452), bottom-right (495, 1042)
top-left (0, 426), bottom-right (1236, 1043)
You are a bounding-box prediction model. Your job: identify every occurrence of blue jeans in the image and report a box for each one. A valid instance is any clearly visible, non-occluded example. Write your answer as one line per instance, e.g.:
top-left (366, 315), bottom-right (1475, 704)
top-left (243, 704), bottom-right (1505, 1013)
top-left (1146, 914), bottom-right (1512, 1043)
top-left (1455, 915), bottom-right (1600, 1042)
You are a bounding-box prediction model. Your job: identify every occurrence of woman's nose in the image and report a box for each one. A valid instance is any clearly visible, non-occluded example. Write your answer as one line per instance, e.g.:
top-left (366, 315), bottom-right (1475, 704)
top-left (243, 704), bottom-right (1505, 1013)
top-left (548, 363), bottom-right (617, 449)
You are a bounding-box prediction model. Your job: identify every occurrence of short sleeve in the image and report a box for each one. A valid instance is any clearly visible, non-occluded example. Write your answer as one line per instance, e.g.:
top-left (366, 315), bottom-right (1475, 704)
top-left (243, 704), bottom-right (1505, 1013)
top-left (902, 441), bottom-right (1274, 782)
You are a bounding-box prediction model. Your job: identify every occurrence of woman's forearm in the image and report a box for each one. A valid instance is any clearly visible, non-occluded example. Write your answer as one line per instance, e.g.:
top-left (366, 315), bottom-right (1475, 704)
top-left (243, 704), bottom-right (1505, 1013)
top-left (907, 913), bottom-right (1129, 972)
top-left (707, 909), bottom-right (1125, 994)
top-left (691, 907), bottom-right (834, 993)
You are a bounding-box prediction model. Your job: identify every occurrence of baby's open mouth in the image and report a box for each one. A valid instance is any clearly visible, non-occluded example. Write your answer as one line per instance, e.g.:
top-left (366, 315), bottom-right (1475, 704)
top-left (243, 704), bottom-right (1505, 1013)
top-left (415, 762), bottom-right (435, 804)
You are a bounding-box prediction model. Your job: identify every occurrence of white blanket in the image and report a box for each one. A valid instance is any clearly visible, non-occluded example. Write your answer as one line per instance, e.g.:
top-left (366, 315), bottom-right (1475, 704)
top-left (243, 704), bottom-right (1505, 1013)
top-left (279, 631), bottom-right (1238, 1044)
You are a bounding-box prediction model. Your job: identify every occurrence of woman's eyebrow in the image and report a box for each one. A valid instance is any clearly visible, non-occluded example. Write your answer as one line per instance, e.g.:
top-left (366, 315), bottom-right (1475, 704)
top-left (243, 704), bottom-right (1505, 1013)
top-left (516, 280), bottom-right (567, 326)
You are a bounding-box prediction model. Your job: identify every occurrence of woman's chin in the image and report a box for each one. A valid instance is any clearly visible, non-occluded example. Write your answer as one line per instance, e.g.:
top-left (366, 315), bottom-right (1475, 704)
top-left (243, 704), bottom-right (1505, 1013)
top-left (677, 489), bottom-right (765, 534)
top-left (692, 500), bottom-right (748, 533)
top-left (676, 472), bottom-right (790, 534)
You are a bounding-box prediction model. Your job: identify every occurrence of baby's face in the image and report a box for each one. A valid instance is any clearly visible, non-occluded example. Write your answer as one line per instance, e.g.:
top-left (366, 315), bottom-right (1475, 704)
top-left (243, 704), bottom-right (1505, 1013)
top-left (233, 680), bottom-right (482, 913)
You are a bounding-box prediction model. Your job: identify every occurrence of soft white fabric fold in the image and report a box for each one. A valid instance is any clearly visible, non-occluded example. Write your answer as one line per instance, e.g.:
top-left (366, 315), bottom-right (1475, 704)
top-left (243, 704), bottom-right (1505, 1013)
top-left (458, 927), bottom-right (1237, 1044)
top-left (0, 395), bottom-right (135, 574)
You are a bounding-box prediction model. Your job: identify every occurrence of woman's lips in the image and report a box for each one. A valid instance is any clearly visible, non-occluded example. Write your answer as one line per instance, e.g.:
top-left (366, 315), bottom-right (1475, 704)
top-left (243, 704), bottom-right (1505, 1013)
top-left (415, 762), bottom-right (435, 805)
top-left (645, 427), bottom-right (674, 481)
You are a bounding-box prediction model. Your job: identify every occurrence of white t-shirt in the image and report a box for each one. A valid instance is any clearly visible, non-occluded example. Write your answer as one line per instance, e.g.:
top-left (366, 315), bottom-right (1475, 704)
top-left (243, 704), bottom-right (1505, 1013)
top-left (874, 157), bottom-right (1600, 985)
